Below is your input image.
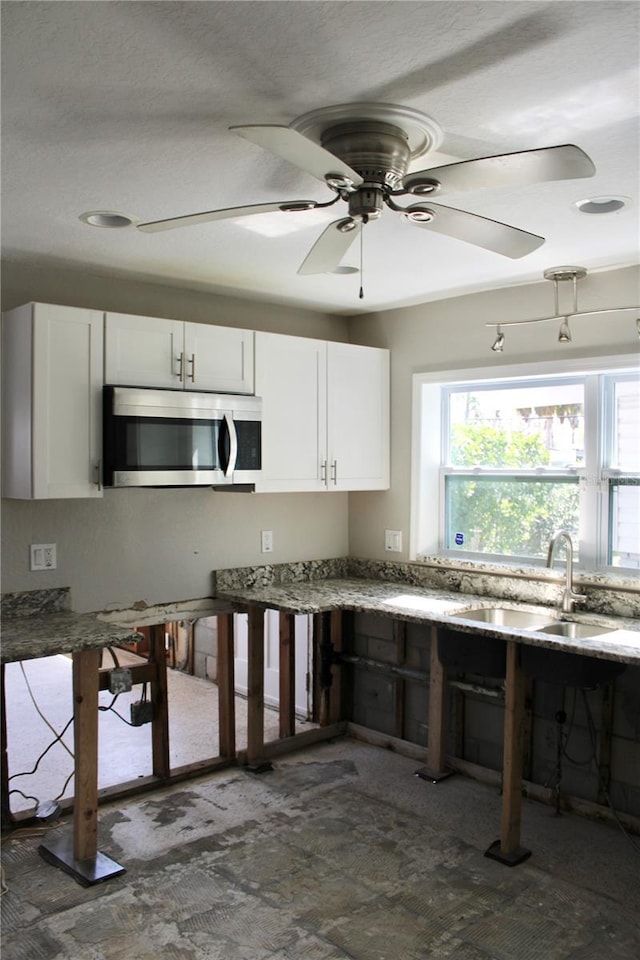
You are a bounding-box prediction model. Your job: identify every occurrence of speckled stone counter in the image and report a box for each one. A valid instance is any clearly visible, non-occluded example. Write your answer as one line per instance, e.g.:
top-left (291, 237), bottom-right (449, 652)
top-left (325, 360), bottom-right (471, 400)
top-left (0, 589), bottom-right (231, 664)
top-left (214, 562), bottom-right (640, 665)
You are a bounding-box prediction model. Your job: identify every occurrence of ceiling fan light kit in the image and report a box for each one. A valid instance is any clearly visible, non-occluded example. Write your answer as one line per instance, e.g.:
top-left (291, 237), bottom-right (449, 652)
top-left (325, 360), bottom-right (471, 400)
top-left (133, 101), bottom-right (599, 286)
top-left (485, 266), bottom-right (640, 351)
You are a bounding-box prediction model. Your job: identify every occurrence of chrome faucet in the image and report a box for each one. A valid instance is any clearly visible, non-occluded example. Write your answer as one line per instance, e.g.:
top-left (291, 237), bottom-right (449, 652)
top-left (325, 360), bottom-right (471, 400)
top-left (546, 531), bottom-right (585, 614)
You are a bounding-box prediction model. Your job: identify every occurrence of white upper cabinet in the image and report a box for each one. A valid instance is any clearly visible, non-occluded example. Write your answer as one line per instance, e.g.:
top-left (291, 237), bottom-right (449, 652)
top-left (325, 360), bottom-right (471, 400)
top-left (104, 312), bottom-right (254, 394)
top-left (255, 332), bottom-right (389, 493)
top-left (326, 341), bottom-right (390, 490)
top-left (255, 332), bottom-right (327, 492)
top-left (2, 303), bottom-right (104, 499)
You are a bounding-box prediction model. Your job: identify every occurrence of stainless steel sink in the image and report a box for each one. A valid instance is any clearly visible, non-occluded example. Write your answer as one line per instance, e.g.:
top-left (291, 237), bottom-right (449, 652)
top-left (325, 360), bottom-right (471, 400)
top-left (539, 621), bottom-right (616, 639)
top-left (456, 607), bottom-right (554, 630)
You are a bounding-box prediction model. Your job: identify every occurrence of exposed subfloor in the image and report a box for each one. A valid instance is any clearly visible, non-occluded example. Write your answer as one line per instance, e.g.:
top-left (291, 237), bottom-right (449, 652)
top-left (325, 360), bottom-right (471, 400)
top-left (2, 737), bottom-right (639, 960)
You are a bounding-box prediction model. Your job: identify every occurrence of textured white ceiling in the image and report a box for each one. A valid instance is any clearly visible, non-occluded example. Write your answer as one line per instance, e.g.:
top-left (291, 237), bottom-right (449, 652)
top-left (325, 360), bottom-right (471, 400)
top-left (2, 1), bottom-right (639, 314)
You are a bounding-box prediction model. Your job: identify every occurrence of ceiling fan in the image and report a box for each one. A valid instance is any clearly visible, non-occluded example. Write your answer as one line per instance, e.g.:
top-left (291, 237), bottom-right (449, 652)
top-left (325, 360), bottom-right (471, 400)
top-left (137, 103), bottom-right (596, 274)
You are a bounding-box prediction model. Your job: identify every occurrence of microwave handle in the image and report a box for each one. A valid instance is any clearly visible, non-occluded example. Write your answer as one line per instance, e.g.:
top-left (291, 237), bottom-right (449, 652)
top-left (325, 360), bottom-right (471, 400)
top-left (221, 414), bottom-right (238, 477)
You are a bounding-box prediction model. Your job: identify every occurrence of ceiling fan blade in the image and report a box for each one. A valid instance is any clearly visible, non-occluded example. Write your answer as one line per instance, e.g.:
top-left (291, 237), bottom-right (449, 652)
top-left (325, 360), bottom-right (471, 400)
top-left (410, 202), bottom-right (545, 258)
top-left (403, 145), bottom-right (595, 195)
top-left (298, 219), bottom-right (362, 275)
top-left (230, 124), bottom-right (363, 188)
top-left (137, 200), bottom-right (318, 233)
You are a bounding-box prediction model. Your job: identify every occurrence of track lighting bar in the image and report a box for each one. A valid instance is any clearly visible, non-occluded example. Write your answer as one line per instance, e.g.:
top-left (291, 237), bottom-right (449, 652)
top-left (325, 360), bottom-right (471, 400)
top-left (485, 267), bottom-right (640, 351)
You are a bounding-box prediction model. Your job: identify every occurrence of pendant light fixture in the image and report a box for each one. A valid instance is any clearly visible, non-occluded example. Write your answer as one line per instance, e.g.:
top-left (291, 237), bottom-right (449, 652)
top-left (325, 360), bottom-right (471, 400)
top-left (485, 266), bottom-right (639, 351)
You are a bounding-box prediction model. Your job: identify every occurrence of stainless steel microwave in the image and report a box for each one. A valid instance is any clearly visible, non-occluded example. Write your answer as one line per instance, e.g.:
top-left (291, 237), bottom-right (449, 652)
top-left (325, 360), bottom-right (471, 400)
top-left (102, 386), bottom-right (262, 488)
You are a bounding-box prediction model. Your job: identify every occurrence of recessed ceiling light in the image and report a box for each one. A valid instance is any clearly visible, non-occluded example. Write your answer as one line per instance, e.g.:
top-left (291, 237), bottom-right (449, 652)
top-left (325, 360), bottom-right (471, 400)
top-left (332, 265), bottom-right (359, 275)
top-left (79, 210), bottom-right (136, 228)
top-left (574, 196), bottom-right (628, 215)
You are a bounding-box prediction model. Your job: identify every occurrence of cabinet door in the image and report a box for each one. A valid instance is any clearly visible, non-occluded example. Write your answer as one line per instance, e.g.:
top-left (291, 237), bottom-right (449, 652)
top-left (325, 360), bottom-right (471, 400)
top-left (327, 342), bottom-right (390, 490)
top-left (183, 323), bottom-right (254, 394)
top-left (1, 303), bottom-right (104, 499)
top-left (104, 312), bottom-right (184, 388)
top-left (253, 332), bottom-right (327, 492)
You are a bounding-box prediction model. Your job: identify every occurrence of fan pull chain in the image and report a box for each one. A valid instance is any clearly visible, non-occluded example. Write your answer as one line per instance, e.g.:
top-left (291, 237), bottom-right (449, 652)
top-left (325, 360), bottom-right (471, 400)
top-left (359, 219), bottom-right (365, 300)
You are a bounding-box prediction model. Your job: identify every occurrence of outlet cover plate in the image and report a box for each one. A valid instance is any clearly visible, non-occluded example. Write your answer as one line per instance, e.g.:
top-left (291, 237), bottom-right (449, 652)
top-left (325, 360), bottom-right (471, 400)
top-left (30, 543), bottom-right (57, 571)
top-left (384, 530), bottom-right (402, 552)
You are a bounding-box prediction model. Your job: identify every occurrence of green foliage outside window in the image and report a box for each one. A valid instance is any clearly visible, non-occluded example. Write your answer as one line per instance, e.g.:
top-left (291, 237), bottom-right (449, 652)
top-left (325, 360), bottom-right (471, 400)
top-left (446, 423), bottom-right (579, 558)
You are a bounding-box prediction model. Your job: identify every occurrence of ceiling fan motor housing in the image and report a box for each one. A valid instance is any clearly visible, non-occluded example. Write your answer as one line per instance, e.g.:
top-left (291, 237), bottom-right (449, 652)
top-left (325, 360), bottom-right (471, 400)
top-left (321, 120), bottom-right (411, 188)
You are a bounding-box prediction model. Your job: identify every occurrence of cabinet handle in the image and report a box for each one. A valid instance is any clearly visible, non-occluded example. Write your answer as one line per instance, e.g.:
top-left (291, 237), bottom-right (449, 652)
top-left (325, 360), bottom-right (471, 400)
top-left (94, 461), bottom-right (102, 491)
top-left (176, 353), bottom-right (184, 381)
top-left (330, 459), bottom-right (337, 484)
top-left (320, 460), bottom-right (327, 484)
top-left (188, 353), bottom-right (195, 382)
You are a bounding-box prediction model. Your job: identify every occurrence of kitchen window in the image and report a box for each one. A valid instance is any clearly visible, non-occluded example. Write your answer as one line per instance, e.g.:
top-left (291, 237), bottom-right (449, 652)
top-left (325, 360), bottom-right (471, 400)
top-left (412, 358), bottom-right (639, 570)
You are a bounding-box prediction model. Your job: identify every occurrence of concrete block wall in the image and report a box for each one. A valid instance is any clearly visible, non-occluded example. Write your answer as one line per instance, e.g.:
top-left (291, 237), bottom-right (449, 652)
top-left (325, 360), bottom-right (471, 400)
top-left (193, 617), bottom-right (218, 682)
top-left (348, 612), bottom-right (640, 818)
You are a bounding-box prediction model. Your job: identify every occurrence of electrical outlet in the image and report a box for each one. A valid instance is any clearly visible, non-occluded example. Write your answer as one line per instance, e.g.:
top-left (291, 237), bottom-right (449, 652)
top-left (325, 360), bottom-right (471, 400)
top-left (30, 543), bottom-right (57, 571)
top-left (384, 530), bottom-right (402, 552)
top-left (261, 530), bottom-right (274, 553)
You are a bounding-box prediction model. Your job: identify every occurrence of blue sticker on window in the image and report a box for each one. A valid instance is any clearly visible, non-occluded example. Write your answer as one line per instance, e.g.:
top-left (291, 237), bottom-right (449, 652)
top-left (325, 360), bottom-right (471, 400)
top-left (455, 532), bottom-right (465, 546)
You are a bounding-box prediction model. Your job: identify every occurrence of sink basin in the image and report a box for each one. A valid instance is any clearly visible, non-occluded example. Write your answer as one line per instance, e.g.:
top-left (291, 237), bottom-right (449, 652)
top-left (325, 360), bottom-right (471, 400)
top-left (539, 621), bottom-right (616, 640)
top-left (456, 607), bottom-right (554, 630)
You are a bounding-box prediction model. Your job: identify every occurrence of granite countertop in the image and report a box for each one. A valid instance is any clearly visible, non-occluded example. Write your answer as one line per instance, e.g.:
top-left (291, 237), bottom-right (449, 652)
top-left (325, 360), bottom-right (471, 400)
top-left (1, 590), bottom-right (233, 664)
top-left (1, 610), bottom-right (144, 664)
top-left (214, 576), bottom-right (640, 665)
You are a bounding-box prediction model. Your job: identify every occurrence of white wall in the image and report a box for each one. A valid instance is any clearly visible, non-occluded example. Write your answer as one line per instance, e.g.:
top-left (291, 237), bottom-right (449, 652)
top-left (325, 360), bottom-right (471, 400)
top-left (347, 264), bottom-right (640, 561)
top-left (0, 259), bottom-right (349, 611)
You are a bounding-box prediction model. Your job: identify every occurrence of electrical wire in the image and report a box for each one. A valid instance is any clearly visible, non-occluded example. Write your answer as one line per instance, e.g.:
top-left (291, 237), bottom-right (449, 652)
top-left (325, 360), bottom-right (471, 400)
top-left (98, 681), bottom-right (148, 726)
top-left (19, 662), bottom-right (73, 759)
top-left (1, 821), bottom-right (65, 897)
top-left (8, 716), bottom-right (73, 781)
top-left (580, 689), bottom-right (640, 856)
top-left (553, 685), bottom-right (640, 855)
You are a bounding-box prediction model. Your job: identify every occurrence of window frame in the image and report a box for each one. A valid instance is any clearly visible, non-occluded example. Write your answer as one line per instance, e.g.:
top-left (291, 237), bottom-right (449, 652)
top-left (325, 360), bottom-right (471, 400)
top-left (411, 353), bottom-right (640, 571)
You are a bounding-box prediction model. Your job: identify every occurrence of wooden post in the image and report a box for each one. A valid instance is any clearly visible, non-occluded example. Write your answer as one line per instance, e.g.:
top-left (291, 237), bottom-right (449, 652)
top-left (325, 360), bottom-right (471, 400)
top-left (328, 610), bottom-right (344, 724)
top-left (72, 648), bottom-right (101, 861)
top-left (318, 612), bottom-right (333, 727)
top-left (150, 625), bottom-right (170, 781)
top-left (39, 646), bottom-right (125, 884)
top-left (279, 613), bottom-right (296, 739)
top-left (485, 639), bottom-right (531, 865)
top-left (414, 626), bottom-right (452, 782)
top-left (1, 664), bottom-right (11, 824)
top-left (217, 613), bottom-right (236, 759)
top-left (246, 606), bottom-right (266, 768)
top-left (393, 621), bottom-right (406, 740)
top-left (597, 681), bottom-right (614, 806)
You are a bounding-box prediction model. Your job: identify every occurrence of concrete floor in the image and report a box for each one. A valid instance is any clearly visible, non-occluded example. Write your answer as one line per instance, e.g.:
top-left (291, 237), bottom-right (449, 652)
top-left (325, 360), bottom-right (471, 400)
top-left (2, 738), bottom-right (639, 960)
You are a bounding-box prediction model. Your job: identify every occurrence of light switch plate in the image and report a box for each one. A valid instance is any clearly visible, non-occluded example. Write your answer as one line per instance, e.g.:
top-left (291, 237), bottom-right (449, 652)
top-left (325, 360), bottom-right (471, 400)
top-left (384, 530), bottom-right (402, 552)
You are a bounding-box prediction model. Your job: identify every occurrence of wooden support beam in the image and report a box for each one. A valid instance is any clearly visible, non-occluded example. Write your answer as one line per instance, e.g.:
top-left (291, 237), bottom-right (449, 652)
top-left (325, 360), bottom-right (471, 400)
top-left (1, 664), bottom-right (11, 823)
top-left (393, 621), bottom-right (406, 740)
top-left (72, 648), bottom-right (101, 861)
top-left (39, 646), bottom-right (125, 885)
top-left (98, 661), bottom-right (157, 689)
top-left (246, 606), bottom-right (266, 768)
top-left (318, 612), bottom-right (333, 727)
top-left (149, 625), bottom-right (170, 781)
top-left (485, 639), bottom-right (531, 866)
top-left (417, 625), bottom-right (450, 781)
top-left (279, 613), bottom-right (296, 739)
top-left (597, 681), bottom-right (614, 806)
top-left (328, 610), bottom-right (344, 725)
top-left (217, 613), bottom-right (236, 760)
